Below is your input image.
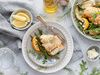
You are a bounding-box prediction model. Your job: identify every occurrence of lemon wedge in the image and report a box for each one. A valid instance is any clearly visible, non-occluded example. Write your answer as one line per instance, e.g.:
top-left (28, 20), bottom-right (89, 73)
top-left (32, 36), bottom-right (40, 52)
top-left (16, 12), bottom-right (30, 22)
top-left (82, 18), bottom-right (89, 30)
top-left (12, 15), bottom-right (27, 22)
top-left (12, 19), bottom-right (27, 28)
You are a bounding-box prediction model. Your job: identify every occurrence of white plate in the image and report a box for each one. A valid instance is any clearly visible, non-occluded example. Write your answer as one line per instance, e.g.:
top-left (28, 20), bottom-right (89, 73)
top-left (22, 22), bottom-right (73, 73)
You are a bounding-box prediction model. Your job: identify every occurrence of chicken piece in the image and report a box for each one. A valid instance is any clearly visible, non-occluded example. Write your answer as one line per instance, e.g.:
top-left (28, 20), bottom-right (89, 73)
top-left (40, 35), bottom-right (64, 55)
top-left (50, 45), bottom-right (64, 55)
top-left (81, 0), bottom-right (95, 9)
top-left (83, 7), bottom-right (100, 21)
top-left (82, 7), bottom-right (100, 25)
top-left (94, 15), bottom-right (100, 25)
top-left (40, 35), bottom-right (62, 48)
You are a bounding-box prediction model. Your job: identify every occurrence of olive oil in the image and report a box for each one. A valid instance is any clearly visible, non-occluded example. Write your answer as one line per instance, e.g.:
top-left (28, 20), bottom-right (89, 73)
top-left (44, 0), bottom-right (58, 14)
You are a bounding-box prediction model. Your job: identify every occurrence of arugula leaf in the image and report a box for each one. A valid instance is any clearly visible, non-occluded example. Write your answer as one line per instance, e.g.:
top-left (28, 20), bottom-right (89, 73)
top-left (79, 60), bottom-right (88, 75)
top-left (88, 23), bottom-right (97, 30)
top-left (92, 13), bottom-right (97, 20)
top-left (77, 21), bottom-right (83, 31)
top-left (92, 35), bottom-right (100, 39)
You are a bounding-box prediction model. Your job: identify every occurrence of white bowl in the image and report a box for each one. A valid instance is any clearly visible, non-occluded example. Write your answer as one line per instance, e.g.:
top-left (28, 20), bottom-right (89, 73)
top-left (10, 8), bottom-right (33, 30)
top-left (85, 45), bottom-right (100, 62)
top-left (22, 22), bottom-right (73, 73)
top-left (71, 0), bottom-right (100, 41)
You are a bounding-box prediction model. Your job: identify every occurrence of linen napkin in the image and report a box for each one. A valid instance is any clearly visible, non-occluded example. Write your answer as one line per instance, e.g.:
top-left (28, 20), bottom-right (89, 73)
top-left (0, 1), bottom-right (84, 75)
top-left (0, 1), bottom-right (36, 39)
top-left (0, 1), bottom-right (37, 50)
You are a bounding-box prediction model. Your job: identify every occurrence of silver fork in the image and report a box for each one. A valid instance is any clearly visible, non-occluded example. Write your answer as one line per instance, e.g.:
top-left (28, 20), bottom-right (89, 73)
top-left (36, 16), bottom-right (65, 43)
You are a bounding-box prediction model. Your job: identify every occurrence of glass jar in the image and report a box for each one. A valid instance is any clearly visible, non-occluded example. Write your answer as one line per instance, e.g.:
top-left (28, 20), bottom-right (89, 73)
top-left (44, 0), bottom-right (58, 14)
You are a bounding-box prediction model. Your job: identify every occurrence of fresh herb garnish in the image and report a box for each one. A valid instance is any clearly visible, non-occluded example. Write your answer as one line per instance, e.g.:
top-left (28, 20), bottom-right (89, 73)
top-left (28, 49), bottom-right (35, 54)
top-left (90, 68), bottom-right (100, 75)
top-left (92, 35), bottom-right (100, 39)
top-left (77, 21), bottom-right (83, 31)
top-left (88, 23), bottom-right (97, 30)
top-left (42, 57), bottom-right (47, 64)
top-left (36, 54), bottom-right (42, 60)
top-left (92, 13), bottom-right (97, 20)
top-left (38, 29), bottom-right (43, 36)
top-left (34, 29), bottom-right (50, 64)
top-left (79, 60), bottom-right (88, 75)
top-left (35, 33), bottom-right (49, 59)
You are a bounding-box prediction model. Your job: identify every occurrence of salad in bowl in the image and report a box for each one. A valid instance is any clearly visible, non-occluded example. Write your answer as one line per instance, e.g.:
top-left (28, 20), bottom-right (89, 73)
top-left (71, 0), bottom-right (100, 41)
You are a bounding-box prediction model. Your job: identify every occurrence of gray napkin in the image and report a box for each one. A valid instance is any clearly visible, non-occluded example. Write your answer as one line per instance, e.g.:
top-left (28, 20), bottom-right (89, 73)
top-left (0, 1), bottom-right (36, 39)
top-left (0, 1), bottom-right (37, 51)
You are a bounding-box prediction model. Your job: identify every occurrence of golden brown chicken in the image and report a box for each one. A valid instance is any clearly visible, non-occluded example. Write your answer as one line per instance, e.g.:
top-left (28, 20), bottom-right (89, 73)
top-left (94, 15), bottom-right (100, 25)
top-left (82, 7), bottom-right (100, 25)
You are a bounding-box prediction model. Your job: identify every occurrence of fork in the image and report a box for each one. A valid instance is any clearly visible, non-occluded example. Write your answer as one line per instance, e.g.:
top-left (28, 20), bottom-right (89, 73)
top-left (36, 16), bottom-right (65, 43)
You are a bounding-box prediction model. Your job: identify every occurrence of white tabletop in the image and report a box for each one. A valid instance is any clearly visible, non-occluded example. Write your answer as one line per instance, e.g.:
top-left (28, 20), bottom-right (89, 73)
top-left (1, 0), bottom-right (100, 75)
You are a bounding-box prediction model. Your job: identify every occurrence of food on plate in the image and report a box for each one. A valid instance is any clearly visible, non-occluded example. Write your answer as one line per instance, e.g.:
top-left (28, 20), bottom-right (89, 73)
top-left (31, 29), bottom-right (64, 64)
top-left (40, 35), bottom-right (64, 55)
top-left (87, 48), bottom-right (99, 59)
top-left (11, 11), bottom-right (31, 28)
top-left (74, 0), bottom-right (100, 39)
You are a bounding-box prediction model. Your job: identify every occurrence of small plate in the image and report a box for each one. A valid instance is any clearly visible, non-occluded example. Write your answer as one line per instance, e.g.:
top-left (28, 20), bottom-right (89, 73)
top-left (22, 22), bottom-right (73, 73)
top-left (10, 8), bottom-right (33, 30)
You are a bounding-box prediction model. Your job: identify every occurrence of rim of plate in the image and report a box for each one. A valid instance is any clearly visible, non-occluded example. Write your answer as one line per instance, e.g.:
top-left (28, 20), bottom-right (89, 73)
top-left (71, 0), bottom-right (100, 41)
top-left (22, 21), bottom-right (74, 73)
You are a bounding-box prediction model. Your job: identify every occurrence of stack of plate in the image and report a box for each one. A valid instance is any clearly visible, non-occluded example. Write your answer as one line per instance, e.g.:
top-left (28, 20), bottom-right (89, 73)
top-left (22, 22), bottom-right (74, 73)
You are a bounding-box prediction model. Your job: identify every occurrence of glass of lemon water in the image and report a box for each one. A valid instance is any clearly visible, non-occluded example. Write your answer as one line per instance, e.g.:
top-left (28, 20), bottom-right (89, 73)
top-left (44, 0), bottom-right (58, 14)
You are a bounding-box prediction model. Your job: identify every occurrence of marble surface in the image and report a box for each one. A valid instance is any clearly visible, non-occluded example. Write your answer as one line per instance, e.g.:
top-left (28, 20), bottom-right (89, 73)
top-left (0, 0), bottom-right (100, 75)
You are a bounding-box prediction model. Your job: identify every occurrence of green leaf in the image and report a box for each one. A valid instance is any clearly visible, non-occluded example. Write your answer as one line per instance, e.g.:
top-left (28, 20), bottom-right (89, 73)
top-left (35, 33), bottom-right (49, 64)
top-left (92, 35), bottom-right (100, 39)
top-left (88, 23), bottom-right (97, 30)
top-left (90, 68), bottom-right (100, 75)
top-left (92, 13), bottom-right (97, 20)
top-left (38, 29), bottom-right (43, 36)
top-left (79, 60), bottom-right (88, 75)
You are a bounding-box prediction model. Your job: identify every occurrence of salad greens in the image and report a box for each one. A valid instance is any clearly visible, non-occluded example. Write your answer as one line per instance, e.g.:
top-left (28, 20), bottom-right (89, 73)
top-left (74, 0), bottom-right (100, 39)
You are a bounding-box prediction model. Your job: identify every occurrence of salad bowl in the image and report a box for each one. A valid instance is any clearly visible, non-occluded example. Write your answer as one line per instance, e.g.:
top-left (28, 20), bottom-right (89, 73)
top-left (71, 0), bottom-right (100, 41)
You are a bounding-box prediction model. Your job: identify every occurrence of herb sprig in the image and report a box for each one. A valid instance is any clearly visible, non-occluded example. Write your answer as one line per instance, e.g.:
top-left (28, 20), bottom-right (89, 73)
top-left (34, 29), bottom-right (49, 64)
top-left (79, 60), bottom-right (88, 75)
top-left (90, 68), bottom-right (100, 75)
